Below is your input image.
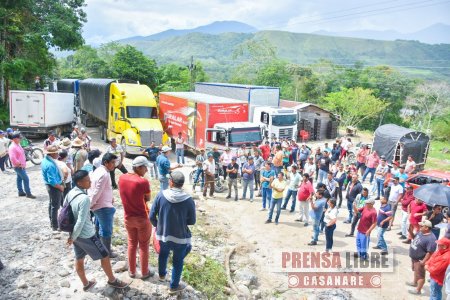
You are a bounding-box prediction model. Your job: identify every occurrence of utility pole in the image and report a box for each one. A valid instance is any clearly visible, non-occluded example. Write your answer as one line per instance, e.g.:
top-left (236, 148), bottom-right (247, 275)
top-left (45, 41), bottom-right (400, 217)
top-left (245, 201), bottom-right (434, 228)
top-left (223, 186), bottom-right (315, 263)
top-left (188, 56), bottom-right (196, 91)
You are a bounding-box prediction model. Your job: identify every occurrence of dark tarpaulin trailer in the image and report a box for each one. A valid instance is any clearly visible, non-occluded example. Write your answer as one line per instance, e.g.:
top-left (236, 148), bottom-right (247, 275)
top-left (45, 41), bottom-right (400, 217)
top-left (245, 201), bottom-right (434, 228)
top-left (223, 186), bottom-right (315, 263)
top-left (373, 124), bottom-right (430, 169)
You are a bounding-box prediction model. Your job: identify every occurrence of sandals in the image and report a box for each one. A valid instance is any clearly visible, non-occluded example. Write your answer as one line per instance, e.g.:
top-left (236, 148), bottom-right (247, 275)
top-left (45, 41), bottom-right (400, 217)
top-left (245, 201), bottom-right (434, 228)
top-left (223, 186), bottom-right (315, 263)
top-left (83, 279), bottom-right (97, 292)
top-left (107, 278), bottom-right (130, 289)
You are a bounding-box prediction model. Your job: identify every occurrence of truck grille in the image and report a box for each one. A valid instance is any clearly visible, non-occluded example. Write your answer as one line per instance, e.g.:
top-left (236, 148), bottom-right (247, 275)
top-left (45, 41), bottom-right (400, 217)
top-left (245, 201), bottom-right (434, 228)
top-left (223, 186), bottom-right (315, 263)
top-left (140, 130), bottom-right (163, 147)
top-left (279, 128), bottom-right (293, 139)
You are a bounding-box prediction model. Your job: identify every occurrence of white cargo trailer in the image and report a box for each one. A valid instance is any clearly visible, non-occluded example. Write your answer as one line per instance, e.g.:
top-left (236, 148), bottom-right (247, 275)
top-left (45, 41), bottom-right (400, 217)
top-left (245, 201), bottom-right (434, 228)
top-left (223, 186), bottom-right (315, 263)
top-left (9, 90), bottom-right (75, 136)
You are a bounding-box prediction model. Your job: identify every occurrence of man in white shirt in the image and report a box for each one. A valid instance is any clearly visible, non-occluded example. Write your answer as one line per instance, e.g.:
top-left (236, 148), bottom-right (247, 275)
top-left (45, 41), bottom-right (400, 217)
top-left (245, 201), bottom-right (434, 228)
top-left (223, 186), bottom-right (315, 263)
top-left (388, 176), bottom-right (404, 230)
top-left (203, 153), bottom-right (216, 198)
top-left (281, 165), bottom-right (301, 212)
top-left (220, 148), bottom-right (233, 180)
top-left (0, 130), bottom-right (10, 173)
top-left (106, 138), bottom-right (128, 189)
top-left (405, 155), bottom-right (416, 174)
top-left (303, 157), bottom-right (316, 185)
top-left (175, 132), bottom-right (185, 164)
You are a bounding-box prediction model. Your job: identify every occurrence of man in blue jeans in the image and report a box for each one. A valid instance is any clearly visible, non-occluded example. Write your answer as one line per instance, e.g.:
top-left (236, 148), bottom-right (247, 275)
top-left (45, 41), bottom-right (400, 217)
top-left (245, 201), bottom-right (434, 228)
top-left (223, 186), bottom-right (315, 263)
top-left (156, 145), bottom-right (182, 191)
top-left (354, 199), bottom-right (377, 260)
top-left (344, 174), bottom-right (363, 223)
top-left (308, 190), bottom-right (327, 246)
top-left (150, 171), bottom-right (196, 295)
top-left (89, 153), bottom-right (118, 258)
top-left (8, 132), bottom-right (35, 198)
top-left (281, 165), bottom-right (301, 212)
top-left (260, 162), bottom-right (275, 210)
top-left (241, 157), bottom-right (256, 202)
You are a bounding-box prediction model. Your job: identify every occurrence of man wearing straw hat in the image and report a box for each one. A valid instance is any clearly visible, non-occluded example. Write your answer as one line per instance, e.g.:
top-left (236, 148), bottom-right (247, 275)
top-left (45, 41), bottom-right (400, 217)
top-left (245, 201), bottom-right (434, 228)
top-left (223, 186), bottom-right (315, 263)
top-left (69, 137), bottom-right (88, 172)
top-left (41, 144), bottom-right (65, 231)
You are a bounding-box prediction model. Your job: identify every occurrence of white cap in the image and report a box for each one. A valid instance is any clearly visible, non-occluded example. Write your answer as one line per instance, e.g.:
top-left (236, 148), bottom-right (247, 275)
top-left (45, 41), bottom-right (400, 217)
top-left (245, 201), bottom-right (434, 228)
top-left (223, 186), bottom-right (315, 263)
top-left (161, 145), bottom-right (171, 153)
top-left (132, 156), bottom-right (150, 168)
top-left (93, 157), bottom-right (102, 169)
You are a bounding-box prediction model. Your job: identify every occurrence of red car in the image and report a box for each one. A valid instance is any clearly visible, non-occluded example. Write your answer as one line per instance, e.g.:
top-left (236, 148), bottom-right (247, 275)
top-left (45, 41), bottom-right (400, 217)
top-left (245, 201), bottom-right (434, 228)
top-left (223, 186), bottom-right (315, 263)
top-left (406, 170), bottom-right (450, 189)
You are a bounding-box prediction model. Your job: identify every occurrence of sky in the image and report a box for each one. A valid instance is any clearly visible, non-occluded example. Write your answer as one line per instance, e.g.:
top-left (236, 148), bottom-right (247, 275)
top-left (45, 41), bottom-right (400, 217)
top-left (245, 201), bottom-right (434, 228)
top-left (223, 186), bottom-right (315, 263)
top-left (83, 0), bottom-right (450, 44)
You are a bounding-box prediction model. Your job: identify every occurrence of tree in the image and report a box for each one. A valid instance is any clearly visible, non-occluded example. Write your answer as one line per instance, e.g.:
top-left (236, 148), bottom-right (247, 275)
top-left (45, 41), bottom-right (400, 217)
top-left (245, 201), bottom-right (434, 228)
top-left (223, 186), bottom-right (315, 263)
top-left (110, 45), bottom-right (158, 90)
top-left (0, 0), bottom-right (86, 103)
top-left (405, 82), bottom-right (450, 134)
top-left (323, 87), bottom-right (389, 128)
top-left (57, 45), bottom-right (109, 79)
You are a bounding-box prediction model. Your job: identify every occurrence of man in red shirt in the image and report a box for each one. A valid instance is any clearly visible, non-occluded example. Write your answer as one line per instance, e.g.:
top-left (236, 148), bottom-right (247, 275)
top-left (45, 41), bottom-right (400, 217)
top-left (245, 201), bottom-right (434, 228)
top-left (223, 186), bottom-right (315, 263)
top-left (295, 174), bottom-right (314, 226)
top-left (404, 198), bottom-right (428, 244)
top-left (399, 186), bottom-right (415, 240)
top-left (259, 141), bottom-right (271, 161)
top-left (118, 156), bottom-right (153, 279)
top-left (354, 198), bottom-right (377, 260)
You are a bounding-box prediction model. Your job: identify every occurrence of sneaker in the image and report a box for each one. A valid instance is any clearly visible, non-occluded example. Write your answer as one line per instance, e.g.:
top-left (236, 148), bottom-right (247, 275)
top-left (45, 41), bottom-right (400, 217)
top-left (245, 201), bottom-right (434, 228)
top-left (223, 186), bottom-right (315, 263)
top-left (405, 281), bottom-right (417, 287)
top-left (289, 209), bottom-right (295, 213)
top-left (294, 218), bottom-right (302, 222)
top-left (169, 282), bottom-right (187, 295)
top-left (345, 234), bottom-right (354, 237)
top-left (275, 222), bottom-right (279, 225)
top-left (343, 220), bottom-right (351, 224)
top-left (308, 241), bottom-right (317, 246)
top-left (380, 251), bottom-right (388, 255)
top-left (304, 223), bottom-right (309, 227)
top-left (128, 272), bottom-right (136, 278)
top-left (26, 194), bottom-right (36, 199)
top-left (397, 232), bottom-right (403, 235)
top-left (408, 289), bottom-right (421, 295)
top-left (265, 220), bottom-right (272, 224)
top-left (399, 235), bottom-right (407, 240)
top-left (402, 240), bottom-right (411, 244)
top-left (386, 227), bottom-right (391, 231)
top-left (18, 192), bottom-right (26, 197)
top-left (372, 246), bottom-right (382, 250)
top-left (159, 275), bottom-right (166, 282)
top-left (225, 195), bottom-right (231, 199)
top-left (259, 208), bottom-right (266, 211)
top-left (281, 207), bottom-right (287, 210)
top-left (234, 197), bottom-right (238, 201)
top-left (250, 198), bottom-right (253, 203)
top-left (107, 278), bottom-right (130, 289)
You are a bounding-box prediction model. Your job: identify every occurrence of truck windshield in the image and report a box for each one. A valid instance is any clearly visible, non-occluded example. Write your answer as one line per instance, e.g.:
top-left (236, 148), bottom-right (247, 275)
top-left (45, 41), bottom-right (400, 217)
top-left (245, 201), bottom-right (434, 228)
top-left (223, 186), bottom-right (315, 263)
top-left (126, 106), bottom-right (157, 119)
top-left (229, 129), bottom-right (262, 146)
top-left (272, 114), bottom-right (296, 126)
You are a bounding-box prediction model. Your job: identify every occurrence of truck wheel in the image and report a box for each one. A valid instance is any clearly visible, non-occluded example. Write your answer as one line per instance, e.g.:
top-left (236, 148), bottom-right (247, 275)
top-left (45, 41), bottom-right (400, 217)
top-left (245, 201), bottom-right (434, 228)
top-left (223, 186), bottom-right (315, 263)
top-left (121, 138), bottom-right (128, 157)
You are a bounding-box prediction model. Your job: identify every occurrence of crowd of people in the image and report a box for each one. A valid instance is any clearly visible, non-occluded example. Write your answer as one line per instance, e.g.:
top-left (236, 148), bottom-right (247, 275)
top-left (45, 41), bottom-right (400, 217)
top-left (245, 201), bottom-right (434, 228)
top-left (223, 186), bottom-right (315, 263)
top-left (1, 125), bottom-right (194, 295)
top-left (1, 124), bottom-right (449, 298)
top-left (185, 136), bottom-right (450, 298)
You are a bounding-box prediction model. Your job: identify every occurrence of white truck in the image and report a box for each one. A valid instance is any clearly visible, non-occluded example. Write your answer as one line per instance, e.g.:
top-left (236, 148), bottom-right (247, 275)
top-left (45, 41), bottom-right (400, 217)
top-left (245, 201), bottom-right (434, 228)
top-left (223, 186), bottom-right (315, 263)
top-left (252, 106), bottom-right (297, 140)
top-left (9, 90), bottom-right (75, 136)
top-left (194, 82), bottom-right (297, 140)
top-left (207, 122), bottom-right (263, 152)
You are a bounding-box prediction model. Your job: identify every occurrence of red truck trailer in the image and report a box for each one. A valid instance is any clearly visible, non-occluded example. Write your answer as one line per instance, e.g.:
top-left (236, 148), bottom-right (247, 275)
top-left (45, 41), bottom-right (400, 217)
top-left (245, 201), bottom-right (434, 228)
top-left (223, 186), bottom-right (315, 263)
top-left (159, 92), bottom-right (262, 151)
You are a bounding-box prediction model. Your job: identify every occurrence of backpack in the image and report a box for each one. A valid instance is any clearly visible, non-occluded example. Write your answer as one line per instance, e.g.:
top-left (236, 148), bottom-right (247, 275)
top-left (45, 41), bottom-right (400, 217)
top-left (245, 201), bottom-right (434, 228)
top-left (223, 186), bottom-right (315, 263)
top-left (58, 192), bottom-right (84, 232)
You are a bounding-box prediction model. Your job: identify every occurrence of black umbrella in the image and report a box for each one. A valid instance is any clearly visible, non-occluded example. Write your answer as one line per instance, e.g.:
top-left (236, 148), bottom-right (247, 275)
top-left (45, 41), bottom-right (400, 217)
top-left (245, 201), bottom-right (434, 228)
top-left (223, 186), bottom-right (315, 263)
top-left (413, 183), bottom-right (450, 207)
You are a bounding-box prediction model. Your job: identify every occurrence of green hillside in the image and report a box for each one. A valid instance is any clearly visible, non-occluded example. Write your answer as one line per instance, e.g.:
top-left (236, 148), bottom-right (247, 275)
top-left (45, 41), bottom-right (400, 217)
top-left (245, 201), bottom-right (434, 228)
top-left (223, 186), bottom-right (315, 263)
top-left (121, 31), bottom-right (450, 81)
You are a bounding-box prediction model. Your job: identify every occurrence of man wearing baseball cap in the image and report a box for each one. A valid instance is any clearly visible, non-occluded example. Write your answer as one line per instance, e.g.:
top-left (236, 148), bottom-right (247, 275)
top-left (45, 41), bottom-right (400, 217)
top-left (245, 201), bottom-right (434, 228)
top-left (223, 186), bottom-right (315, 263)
top-left (8, 132), bottom-right (35, 198)
top-left (150, 171), bottom-right (196, 295)
top-left (202, 153), bottom-right (215, 199)
top-left (156, 145), bottom-right (181, 191)
top-left (225, 157), bottom-right (239, 201)
top-left (118, 156), bottom-right (153, 279)
top-left (407, 220), bottom-right (437, 295)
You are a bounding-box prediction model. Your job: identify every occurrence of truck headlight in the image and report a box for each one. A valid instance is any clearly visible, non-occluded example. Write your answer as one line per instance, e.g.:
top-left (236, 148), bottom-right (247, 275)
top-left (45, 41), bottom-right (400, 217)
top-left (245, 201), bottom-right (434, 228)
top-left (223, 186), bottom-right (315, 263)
top-left (128, 138), bottom-right (137, 145)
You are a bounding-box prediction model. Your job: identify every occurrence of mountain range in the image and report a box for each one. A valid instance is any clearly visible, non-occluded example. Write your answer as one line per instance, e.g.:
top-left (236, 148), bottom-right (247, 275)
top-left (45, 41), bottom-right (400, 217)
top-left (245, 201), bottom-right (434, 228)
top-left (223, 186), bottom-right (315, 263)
top-left (315, 23), bottom-right (450, 45)
top-left (117, 21), bottom-right (450, 82)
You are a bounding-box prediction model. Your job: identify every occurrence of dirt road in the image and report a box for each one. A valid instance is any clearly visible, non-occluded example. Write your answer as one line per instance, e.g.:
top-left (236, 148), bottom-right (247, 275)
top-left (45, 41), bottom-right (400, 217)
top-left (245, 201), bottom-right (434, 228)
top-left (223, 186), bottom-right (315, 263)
top-left (0, 127), bottom-right (441, 299)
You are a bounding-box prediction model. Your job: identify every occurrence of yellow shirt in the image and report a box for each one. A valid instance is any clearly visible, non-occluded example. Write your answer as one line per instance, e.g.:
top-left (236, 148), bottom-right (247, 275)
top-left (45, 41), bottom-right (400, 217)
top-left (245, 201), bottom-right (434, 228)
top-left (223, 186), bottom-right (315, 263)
top-left (271, 179), bottom-right (287, 199)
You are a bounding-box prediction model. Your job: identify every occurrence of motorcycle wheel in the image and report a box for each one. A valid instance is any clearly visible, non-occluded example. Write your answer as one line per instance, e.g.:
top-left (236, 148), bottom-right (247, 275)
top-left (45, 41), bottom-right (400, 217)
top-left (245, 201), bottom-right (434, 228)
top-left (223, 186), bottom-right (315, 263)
top-left (30, 148), bottom-right (44, 165)
top-left (347, 153), bottom-right (356, 164)
top-left (215, 179), bottom-right (226, 193)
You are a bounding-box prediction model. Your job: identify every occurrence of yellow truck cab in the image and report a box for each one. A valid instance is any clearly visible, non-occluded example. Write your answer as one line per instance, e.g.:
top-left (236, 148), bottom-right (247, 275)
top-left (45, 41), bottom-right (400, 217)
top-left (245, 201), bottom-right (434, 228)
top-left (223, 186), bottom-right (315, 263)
top-left (79, 79), bottom-right (168, 155)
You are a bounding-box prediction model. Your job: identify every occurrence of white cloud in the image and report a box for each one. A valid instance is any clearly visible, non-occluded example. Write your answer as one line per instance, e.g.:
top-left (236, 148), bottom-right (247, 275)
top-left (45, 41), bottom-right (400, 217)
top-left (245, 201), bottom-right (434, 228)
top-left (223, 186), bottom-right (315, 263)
top-left (82, 0), bottom-right (450, 44)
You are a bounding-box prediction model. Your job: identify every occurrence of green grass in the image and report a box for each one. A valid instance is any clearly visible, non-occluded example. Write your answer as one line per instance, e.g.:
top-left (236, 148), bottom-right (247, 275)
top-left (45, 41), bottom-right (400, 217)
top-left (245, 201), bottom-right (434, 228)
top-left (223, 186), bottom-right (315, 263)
top-left (183, 253), bottom-right (228, 299)
top-left (426, 140), bottom-right (450, 171)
